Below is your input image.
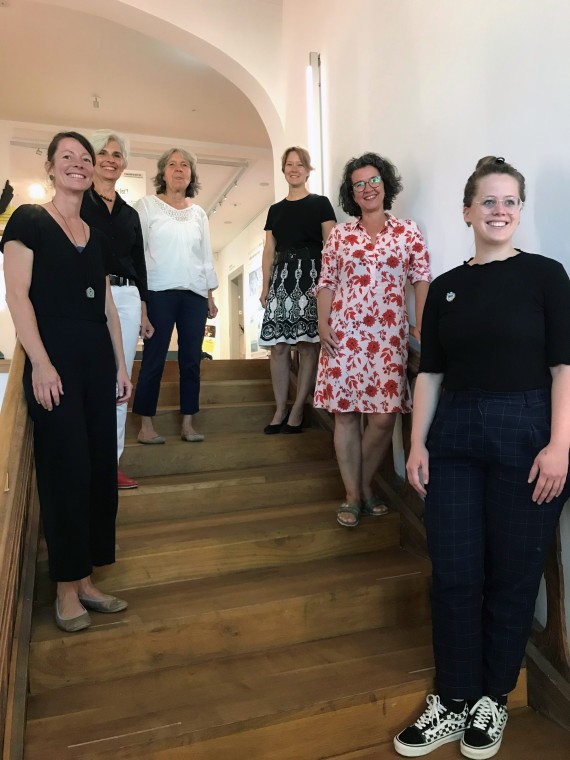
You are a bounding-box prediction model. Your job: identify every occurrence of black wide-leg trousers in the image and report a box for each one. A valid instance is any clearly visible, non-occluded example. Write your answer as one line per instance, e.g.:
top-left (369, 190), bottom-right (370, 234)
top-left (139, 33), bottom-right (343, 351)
top-left (23, 319), bottom-right (118, 582)
top-left (424, 388), bottom-right (566, 700)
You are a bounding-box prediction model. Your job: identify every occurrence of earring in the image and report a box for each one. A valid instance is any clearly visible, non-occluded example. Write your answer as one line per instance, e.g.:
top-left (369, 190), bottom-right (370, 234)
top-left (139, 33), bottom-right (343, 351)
top-left (49, 175), bottom-right (54, 181)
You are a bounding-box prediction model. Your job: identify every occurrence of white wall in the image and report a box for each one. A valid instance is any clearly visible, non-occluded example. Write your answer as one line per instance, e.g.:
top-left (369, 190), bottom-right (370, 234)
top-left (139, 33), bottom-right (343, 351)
top-left (281, 0), bottom-right (570, 637)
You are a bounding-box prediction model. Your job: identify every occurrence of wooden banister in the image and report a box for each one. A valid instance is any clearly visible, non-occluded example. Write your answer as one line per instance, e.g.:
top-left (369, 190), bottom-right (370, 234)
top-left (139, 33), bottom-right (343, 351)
top-left (0, 343), bottom-right (37, 758)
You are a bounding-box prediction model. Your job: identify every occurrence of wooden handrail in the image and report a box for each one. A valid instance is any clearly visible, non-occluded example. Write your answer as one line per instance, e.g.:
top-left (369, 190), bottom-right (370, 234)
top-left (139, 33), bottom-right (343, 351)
top-left (0, 342), bottom-right (37, 757)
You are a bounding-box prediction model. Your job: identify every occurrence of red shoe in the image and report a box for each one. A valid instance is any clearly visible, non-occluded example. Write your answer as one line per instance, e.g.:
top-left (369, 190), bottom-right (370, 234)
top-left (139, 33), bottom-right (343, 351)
top-left (117, 471), bottom-right (138, 489)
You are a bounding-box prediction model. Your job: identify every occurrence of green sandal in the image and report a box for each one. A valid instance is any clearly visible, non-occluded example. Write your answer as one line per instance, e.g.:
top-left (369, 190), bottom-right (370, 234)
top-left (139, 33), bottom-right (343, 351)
top-left (361, 495), bottom-right (389, 516)
top-left (336, 502), bottom-right (361, 528)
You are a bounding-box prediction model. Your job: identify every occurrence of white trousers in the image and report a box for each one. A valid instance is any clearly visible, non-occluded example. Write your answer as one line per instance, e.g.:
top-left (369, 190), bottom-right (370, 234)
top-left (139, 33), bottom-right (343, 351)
top-left (112, 285), bottom-right (141, 461)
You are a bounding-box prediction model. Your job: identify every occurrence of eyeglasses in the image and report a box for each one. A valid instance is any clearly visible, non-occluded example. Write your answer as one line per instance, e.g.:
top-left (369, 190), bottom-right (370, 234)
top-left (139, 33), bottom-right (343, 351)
top-left (352, 175), bottom-right (383, 193)
top-left (474, 197), bottom-right (523, 212)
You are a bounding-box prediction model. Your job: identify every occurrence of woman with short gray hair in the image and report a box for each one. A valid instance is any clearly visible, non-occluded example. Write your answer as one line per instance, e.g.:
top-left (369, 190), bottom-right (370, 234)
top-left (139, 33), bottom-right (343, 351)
top-left (81, 129), bottom-right (152, 490)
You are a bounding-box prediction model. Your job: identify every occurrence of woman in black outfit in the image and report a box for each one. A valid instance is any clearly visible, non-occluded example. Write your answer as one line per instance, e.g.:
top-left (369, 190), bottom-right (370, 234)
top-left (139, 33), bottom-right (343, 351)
top-left (81, 129), bottom-right (153, 490)
top-left (259, 146), bottom-right (336, 433)
top-left (2, 131), bottom-right (132, 632)
top-left (394, 157), bottom-right (570, 759)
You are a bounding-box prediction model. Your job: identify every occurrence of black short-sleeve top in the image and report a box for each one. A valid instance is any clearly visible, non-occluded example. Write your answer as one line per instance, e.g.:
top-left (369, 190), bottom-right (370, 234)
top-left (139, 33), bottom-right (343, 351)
top-left (0, 204), bottom-right (110, 324)
top-left (419, 251), bottom-right (570, 390)
top-left (264, 193), bottom-right (336, 254)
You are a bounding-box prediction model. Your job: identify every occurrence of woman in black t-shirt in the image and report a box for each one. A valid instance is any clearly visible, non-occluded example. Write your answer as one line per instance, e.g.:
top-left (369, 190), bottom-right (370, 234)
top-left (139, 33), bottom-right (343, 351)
top-left (259, 147), bottom-right (336, 433)
top-left (1, 131), bottom-right (132, 633)
top-left (394, 157), bottom-right (570, 759)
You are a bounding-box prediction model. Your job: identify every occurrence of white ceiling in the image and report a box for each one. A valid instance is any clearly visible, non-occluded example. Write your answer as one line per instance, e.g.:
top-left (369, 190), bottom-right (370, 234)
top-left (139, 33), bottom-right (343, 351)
top-left (0, 0), bottom-right (277, 251)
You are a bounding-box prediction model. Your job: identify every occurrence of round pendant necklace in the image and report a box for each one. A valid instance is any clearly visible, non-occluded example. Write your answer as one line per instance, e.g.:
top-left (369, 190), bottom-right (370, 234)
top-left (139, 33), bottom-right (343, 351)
top-left (50, 201), bottom-right (95, 299)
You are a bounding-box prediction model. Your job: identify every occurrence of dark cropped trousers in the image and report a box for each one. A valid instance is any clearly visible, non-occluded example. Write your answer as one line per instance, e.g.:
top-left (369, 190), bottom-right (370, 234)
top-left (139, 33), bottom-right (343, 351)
top-left (424, 388), bottom-right (565, 700)
top-left (133, 289), bottom-right (208, 417)
top-left (23, 319), bottom-right (118, 582)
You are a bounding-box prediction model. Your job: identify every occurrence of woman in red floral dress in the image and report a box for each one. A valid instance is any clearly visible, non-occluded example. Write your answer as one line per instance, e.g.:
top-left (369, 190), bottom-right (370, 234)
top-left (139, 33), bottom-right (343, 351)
top-left (315, 152), bottom-right (431, 527)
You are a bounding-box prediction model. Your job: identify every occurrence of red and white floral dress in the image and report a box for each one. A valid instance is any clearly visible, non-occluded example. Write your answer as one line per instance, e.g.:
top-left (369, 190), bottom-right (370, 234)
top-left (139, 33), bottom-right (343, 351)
top-left (314, 214), bottom-right (431, 414)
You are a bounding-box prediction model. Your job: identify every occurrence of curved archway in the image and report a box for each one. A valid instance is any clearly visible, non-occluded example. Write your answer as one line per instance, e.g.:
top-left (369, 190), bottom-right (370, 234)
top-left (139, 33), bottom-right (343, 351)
top-left (33, 0), bottom-right (285, 160)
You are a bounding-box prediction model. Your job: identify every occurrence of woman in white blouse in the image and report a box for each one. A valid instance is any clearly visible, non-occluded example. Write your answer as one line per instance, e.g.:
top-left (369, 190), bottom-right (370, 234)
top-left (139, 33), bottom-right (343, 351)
top-left (133, 148), bottom-right (218, 443)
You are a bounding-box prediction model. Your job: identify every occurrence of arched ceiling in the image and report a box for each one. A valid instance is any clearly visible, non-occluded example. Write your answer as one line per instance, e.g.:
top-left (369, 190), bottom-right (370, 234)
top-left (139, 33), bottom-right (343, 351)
top-left (0, 0), bottom-right (276, 251)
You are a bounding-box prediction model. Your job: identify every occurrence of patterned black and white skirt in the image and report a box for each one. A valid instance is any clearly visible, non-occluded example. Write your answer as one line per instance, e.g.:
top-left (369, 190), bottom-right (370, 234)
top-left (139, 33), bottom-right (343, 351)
top-left (259, 257), bottom-right (321, 346)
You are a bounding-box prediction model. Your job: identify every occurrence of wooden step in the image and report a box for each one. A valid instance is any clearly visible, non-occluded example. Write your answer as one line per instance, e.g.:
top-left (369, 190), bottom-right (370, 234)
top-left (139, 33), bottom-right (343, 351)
top-left (125, 401), bottom-right (278, 437)
top-left (322, 708), bottom-right (568, 759)
top-left (35, 501), bottom-right (400, 601)
top-left (131, 359), bottom-right (270, 384)
top-left (24, 628), bottom-right (527, 760)
top-left (131, 379), bottom-right (275, 408)
top-left (116, 461), bottom-right (345, 525)
top-left (29, 548), bottom-right (430, 693)
top-left (120, 430), bottom-right (335, 478)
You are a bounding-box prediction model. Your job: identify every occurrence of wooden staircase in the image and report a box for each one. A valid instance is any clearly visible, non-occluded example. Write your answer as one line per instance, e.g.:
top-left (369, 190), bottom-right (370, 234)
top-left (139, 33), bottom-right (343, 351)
top-left (23, 359), bottom-right (567, 758)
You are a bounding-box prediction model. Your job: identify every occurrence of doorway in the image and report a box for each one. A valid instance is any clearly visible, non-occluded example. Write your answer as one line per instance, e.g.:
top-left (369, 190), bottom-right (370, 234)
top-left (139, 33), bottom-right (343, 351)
top-left (229, 267), bottom-right (245, 359)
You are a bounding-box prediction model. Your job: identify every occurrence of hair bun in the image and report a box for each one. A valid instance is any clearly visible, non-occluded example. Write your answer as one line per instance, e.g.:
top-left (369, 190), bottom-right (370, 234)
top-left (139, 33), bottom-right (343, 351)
top-left (475, 155), bottom-right (506, 170)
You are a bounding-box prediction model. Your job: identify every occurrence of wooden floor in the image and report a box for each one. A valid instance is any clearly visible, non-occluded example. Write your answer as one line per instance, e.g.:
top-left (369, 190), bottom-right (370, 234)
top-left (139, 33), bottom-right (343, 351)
top-left (24, 360), bottom-right (566, 758)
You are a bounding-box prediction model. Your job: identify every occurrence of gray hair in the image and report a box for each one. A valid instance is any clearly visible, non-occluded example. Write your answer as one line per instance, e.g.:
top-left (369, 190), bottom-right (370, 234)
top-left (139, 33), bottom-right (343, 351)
top-left (90, 129), bottom-right (129, 166)
top-left (154, 148), bottom-right (200, 198)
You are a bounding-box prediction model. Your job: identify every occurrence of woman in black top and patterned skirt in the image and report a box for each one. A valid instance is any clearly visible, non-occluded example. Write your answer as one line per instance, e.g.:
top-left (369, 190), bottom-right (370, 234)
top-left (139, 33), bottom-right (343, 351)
top-left (260, 147), bottom-right (336, 433)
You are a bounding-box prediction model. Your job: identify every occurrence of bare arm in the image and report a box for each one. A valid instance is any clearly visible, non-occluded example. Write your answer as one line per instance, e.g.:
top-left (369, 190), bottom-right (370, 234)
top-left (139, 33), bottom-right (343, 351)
top-left (207, 288), bottom-right (218, 318)
top-left (405, 371), bottom-right (444, 495)
top-left (4, 240), bottom-right (63, 410)
top-left (321, 220), bottom-right (336, 245)
top-left (140, 299), bottom-right (154, 339)
top-left (104, 278), bottom-right (132, 404)
top-left (411, 280), bottom-right (430, 342)
top-left (260, 230), bottom-right (277, 308)
top-left (528, 364), bottom-right (570, 504)
top-left (317, 287), bottom-right (339, 357)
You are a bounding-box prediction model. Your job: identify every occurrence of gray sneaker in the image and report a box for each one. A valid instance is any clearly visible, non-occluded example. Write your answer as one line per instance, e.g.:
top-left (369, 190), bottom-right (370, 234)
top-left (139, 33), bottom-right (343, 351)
top-left (394, 694), bottom-right (468, 757)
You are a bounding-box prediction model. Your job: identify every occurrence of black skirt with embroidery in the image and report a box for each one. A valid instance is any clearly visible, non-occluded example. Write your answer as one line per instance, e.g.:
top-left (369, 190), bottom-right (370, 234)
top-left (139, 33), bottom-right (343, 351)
top-left (259, 256), bottom-right (321, 346)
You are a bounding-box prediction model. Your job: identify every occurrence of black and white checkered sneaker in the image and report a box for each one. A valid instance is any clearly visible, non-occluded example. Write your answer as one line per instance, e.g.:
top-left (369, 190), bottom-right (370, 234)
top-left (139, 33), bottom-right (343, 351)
top-left (394, 694), bottom-right (468, 756)
top-left (460, 696), bottom-right (508, 759)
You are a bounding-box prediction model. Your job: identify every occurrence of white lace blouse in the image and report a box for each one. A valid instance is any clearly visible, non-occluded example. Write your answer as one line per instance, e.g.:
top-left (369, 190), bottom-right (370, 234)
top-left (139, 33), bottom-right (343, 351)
top-left (134, 195), bottom-right (218, 297)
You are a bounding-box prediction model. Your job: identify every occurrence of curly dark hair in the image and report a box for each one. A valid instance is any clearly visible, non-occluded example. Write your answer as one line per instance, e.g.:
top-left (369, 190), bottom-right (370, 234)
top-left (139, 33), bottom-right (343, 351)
top-left (339, 152), bottom-right (403, 216)
top-left (154, 147), bottom-right (201, 198)
top-left (463, 156), bottom-right (525, 209)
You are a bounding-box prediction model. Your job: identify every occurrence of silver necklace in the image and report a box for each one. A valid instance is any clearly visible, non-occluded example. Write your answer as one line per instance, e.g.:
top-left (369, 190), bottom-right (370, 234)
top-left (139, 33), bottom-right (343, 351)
top-left (51, 201), bottom-right (95, 299)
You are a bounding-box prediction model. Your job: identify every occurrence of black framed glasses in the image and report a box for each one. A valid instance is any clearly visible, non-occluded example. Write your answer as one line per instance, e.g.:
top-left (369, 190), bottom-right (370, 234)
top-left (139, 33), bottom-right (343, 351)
top-left (352, 175), bottom-right (383, 193)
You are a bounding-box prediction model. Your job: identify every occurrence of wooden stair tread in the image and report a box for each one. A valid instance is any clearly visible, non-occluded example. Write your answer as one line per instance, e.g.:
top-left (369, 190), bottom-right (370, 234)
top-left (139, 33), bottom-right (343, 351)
top-left (137, 400), bottom-right (276, 412)
top-left (29, 550), bottom-right (432, 694)
top-left (25, 627), bottom-right (436, 757)
top-left (120, 459), bottom-right (343, 491)
top-left (24, 628), bottom-right (528, 759)
top-left (31, 548), bottom-right (430, 643)
top-left (34, 503), bottom-right (402, 602)
top-left (323, 708), bottom-right (570, 759)
top-left (117, 500), bottom-right (396, 545)
top-left (123, 429), bottom-right (329, 447)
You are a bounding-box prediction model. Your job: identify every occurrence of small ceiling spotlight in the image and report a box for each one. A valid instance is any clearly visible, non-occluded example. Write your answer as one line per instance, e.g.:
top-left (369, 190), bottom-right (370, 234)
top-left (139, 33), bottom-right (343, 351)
top-left (92, 95), bottom-right (100, 109)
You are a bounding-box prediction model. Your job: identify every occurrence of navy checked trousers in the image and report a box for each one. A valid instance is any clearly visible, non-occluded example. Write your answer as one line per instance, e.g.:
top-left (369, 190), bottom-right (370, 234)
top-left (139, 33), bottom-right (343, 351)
top-left (424, 388), bottom-right (565, 700)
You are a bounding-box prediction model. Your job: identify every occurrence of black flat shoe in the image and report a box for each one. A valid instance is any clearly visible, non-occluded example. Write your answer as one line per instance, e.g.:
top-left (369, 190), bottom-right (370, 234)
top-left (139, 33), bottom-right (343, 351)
top-left (263, 411), bottom-right (289, 435)
top-left (283, 417), bottom-right (304, 434)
